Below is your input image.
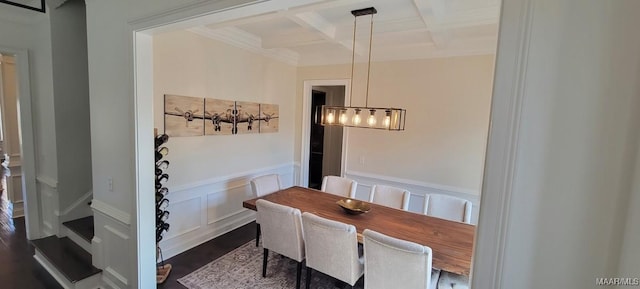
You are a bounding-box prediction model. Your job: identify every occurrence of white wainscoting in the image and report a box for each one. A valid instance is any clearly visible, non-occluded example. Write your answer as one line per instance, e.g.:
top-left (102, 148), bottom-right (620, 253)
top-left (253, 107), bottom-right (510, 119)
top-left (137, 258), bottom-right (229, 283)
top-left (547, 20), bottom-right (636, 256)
top-left (7, 171), bottom-right (23, 217)
top-left (37, 176), bottom-right (59, 236)
top-left (91, 199), bottom-right (131, 289)
top-left (158, 163), bottom-right (296, 259)
top-left (344, 171), bottom-right (481, 224)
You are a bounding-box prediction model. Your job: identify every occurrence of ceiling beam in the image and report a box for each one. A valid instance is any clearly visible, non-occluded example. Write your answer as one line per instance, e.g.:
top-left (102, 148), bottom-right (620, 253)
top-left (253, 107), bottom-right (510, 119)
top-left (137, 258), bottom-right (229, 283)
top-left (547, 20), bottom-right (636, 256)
top-left (205, 0), bottom-right (370, 30)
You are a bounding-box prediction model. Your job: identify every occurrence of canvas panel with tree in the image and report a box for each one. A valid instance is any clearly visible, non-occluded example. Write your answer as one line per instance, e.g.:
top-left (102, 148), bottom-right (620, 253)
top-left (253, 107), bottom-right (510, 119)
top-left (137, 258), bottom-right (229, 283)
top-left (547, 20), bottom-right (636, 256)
top-left (259, 103), bottom-right (279, 133)
top-left (164, 94), bottom-right (204, 137)
top-left (204, 98), bottom-right (235, 135)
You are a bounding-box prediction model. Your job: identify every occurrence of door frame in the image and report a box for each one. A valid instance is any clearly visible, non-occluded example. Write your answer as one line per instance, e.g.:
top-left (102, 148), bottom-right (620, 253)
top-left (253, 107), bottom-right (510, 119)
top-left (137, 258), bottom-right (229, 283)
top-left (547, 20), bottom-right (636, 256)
top-left (0, 47), bottom-right (39, 239)
top-left (300, 79), bottom-right (350, 187)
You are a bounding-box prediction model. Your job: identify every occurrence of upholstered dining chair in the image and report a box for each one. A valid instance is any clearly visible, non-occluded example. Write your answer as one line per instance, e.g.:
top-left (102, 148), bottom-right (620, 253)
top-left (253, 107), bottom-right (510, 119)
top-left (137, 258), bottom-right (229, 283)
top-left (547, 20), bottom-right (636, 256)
top-left (302, 212), bottom-right (363, 289)
top-left (363, 229), bottom-right (440, 289)
top-left (255, 199), bottom-right (305, 289)
top-left (423, 194), bottom-right (472, 224)
top-left (250, 174), bottom-right (282, 246)
top-left (320, 175), bottom-right (357, 198)
top-left (368, 184), bottom-right (411, 210)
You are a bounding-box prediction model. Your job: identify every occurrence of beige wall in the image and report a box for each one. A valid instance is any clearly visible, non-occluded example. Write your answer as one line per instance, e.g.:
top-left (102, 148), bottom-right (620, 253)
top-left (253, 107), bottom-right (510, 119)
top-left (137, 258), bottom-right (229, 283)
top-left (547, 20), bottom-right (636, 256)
top-left (297, 55), bottom-right (494, 193)
top-left (153, 30), bottom-right (297, 186)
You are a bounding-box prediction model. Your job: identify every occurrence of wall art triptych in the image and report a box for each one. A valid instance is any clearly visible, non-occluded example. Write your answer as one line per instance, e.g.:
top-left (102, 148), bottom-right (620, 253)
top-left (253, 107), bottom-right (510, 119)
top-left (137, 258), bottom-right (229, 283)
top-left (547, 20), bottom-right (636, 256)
top-left (164, 94), bottom-right (279, 137)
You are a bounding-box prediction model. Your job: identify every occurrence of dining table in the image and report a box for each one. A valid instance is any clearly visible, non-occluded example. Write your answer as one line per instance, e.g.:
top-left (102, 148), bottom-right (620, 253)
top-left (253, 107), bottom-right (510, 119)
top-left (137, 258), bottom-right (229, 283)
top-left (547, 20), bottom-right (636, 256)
top-left (242, 186), bottom-right (476, 276)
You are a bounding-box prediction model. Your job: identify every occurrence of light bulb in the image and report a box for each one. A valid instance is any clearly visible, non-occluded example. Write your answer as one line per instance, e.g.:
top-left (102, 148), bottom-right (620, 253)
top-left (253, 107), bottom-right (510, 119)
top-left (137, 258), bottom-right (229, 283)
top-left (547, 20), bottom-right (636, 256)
top-left (327, 111), bottom-right (335, 124)
top-left (339, 110), bottom-right (348, 124)
top-left (352, 109), bottom-right (362, 125)
top-left (367, 109), bottom-right (377, 126)
top-left (384, 110), bottom-right (392, 127)
top-left (367, 114), bottom-right (376, 126)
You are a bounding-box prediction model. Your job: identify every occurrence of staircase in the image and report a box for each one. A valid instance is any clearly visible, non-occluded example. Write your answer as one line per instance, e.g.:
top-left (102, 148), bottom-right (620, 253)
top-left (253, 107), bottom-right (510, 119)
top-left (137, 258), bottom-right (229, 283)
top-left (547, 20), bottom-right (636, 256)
top-left (32, 216), bottom-right (102, 289)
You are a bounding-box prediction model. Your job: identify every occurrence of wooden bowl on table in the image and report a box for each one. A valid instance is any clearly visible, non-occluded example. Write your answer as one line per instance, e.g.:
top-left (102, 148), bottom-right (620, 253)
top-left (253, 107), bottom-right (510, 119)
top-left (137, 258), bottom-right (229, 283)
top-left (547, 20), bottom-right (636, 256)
top-left (337, 198), bottom-right (371, 215)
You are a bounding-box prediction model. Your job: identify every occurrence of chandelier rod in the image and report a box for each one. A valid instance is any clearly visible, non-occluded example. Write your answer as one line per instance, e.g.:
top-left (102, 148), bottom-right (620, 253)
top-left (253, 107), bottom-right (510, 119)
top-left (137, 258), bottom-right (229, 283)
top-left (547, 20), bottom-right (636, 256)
top-left (365, 13), bottom-right (374, 107)
top-left (349, 15), bottom-right (357, 107)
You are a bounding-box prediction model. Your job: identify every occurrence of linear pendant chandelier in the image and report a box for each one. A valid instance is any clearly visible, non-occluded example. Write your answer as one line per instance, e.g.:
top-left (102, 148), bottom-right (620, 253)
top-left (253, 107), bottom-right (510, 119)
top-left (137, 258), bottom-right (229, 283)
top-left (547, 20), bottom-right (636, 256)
top-left (318, 7), bottom-right (406, 131)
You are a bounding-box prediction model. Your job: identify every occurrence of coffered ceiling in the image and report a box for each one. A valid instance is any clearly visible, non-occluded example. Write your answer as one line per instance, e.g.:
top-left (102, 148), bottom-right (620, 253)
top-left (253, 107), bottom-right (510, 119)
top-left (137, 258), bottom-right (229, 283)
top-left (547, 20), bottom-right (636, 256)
top-left (186, 0), bottom-right (500, 66)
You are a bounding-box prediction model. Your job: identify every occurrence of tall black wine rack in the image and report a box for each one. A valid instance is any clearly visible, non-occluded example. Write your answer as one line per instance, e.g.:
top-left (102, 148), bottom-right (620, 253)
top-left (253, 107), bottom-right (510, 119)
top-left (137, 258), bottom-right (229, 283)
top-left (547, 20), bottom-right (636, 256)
top-left (155, 133), bottom-right (171, 283)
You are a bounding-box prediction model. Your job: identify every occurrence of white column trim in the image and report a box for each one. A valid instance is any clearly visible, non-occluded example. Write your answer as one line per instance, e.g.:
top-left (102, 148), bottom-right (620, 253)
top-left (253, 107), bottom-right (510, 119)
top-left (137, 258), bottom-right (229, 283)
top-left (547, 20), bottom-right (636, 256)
top-left (471, 0), bottom-right (534, 288)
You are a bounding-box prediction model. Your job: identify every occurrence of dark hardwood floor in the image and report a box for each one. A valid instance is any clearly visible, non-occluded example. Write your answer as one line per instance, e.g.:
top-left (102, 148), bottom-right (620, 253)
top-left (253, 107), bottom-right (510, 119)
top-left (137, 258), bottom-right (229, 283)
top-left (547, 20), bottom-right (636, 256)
top-left (0, 184), bottom-right (256, 289)
top-left (0, 191), bottom-right (62, 289)
top-left (158, 221), bottom-right (257, 289)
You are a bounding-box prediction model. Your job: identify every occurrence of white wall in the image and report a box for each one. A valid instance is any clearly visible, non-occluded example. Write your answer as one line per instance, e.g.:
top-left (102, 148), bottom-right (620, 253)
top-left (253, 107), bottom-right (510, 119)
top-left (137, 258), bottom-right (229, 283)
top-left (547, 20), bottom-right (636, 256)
top-left (153, 30), bottom-right (296, 185)
top-left (0, 4), bottom-right (58, 237)
top-left (0, 5), bottom-right (57, 181)
top-left (485, 0), bottom-right (640, 288)
top-left (152, 30), bottom-right (297, 257)
top-left (297, 56), bottom-right (494, 194)
top-left (49, 0), bottom-right (93, 213)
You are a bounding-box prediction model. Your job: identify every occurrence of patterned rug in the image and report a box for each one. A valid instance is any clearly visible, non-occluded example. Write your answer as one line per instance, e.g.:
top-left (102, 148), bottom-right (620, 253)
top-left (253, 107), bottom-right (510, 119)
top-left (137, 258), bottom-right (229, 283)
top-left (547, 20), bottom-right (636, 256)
top-left (177, 240), bottom-right (469, 289)
top-left (177, 240), bottom-right (363, 289)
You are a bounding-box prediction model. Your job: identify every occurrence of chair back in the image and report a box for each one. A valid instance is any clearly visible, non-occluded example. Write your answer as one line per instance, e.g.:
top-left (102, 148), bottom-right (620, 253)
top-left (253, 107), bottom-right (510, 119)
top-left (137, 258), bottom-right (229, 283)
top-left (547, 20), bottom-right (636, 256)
top-left (423, 194), bottom-right (472, 224)
top-left (256, 199), bottom-right (305, 262)
top-left (251, 174), bottom-right (282, 197)
top-left (320, 175), bottom-right (357, 198)
top-left (369, 184), bottom-right (410, 210)
top-left (363, 229), bottom-right (438, 289)
top-left (302, 212), bottom-right (363, 285)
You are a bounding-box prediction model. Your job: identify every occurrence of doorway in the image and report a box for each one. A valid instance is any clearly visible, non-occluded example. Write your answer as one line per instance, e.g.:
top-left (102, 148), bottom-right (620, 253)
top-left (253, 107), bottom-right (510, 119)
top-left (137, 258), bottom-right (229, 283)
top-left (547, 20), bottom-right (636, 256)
top-left (300, 80), bottom-right (350, 188)
top-left (0, 48), bottom-right (39, 240)
top-left (308, 87), bottom-right (345, 189)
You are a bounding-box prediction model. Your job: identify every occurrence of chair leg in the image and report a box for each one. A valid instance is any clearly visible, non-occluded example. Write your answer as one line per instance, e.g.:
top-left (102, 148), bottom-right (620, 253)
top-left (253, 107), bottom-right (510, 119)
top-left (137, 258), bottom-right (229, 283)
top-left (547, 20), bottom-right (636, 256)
top-left (256, 224), bottom-right (261, 247)
top-left (262, 248), bottom-right (268, 277)
top-left (306, 267), bottom-right (312, 289)
top-left (296, 261), bottom-right (302, 289)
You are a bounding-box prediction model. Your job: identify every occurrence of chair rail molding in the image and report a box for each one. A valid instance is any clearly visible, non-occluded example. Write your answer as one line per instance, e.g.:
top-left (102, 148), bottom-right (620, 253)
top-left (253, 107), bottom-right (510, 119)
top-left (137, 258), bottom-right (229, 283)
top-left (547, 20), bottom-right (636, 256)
top-left (91, 199), bottom-right (131, 226)
top-left (471, 0), bottom-right (534, 288)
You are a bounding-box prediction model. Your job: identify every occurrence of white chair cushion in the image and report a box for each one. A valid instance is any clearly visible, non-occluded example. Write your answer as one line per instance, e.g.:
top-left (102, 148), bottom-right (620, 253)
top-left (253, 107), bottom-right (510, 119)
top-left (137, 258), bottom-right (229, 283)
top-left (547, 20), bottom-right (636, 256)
top-left (256, 199), bottom-right (305, 262)
top-left (363, 229), bottom-right (439, 289)
top-left (424, 194), bottom-right (472, 224)
top-left (369, 184), bottom-right (410, 210)
top-left (302, 212), bottom-right (363, 285)
top-left (320, 175), bottom-right (357, 198)
top-left (251, 174), bottom-right (281, 224)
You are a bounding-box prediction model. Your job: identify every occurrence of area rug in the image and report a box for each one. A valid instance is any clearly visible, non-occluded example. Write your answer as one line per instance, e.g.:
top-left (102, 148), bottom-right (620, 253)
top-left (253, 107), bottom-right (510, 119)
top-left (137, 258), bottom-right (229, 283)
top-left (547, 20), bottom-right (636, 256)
top-left (177, 240), bottom-right (363, 289)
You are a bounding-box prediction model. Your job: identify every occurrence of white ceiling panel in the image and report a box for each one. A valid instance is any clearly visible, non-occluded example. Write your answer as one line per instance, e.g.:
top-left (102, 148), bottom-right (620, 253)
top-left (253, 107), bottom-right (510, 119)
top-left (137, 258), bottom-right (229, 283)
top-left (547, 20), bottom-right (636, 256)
top-left (186, 0), bottom-right (499, 66)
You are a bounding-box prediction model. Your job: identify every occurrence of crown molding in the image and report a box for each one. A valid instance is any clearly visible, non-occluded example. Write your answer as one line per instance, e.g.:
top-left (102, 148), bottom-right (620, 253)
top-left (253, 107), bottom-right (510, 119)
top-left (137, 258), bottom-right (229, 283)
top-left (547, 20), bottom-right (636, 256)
top-left (188, 26), bottom-right (299, 66)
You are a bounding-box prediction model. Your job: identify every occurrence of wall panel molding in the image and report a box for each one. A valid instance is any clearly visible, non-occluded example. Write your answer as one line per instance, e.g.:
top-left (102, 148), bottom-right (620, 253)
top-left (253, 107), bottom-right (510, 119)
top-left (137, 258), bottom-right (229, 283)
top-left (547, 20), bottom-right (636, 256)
top-left (158, 163), bottom-right (295, 259)
top-left (345, 170), bottom-right (481, 223)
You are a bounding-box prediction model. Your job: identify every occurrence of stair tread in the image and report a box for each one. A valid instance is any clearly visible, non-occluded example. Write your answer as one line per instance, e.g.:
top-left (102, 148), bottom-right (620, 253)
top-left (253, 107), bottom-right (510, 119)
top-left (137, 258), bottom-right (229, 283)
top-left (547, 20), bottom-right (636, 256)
top-left (32, 236), bottom-right (102, 283)
top-left (62, 216), bottom-right (94, 243)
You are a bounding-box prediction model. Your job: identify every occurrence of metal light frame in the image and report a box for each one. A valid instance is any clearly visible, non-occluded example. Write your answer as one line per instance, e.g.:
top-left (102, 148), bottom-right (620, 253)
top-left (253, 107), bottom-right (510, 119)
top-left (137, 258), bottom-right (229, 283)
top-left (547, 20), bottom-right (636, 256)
top-left (318, 7), bottom-right (406, 131)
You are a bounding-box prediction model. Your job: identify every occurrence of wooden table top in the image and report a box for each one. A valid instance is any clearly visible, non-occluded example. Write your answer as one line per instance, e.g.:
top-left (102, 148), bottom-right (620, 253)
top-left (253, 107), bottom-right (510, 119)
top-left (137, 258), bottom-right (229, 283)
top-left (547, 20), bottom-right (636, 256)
top-left (243, 186), bottom-right (476, 276)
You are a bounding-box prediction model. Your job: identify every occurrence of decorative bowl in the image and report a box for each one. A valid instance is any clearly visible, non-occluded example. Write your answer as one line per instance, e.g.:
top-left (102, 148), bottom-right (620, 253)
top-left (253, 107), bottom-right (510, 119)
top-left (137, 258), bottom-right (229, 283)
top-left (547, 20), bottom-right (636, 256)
top-left (337, 198), bottom-right (371, 215)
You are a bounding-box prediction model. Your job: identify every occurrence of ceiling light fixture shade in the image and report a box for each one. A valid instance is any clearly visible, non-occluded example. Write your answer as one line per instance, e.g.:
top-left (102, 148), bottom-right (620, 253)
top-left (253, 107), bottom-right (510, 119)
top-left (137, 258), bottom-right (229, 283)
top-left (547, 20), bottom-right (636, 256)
top-left (318, 7), bottom-right (406, 131)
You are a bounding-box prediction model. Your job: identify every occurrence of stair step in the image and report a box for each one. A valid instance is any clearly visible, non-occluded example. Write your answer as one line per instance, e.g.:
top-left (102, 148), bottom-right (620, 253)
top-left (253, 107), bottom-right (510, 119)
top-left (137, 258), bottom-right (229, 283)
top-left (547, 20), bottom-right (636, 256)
top-left (62, 216), bottom-right (94, 243)
top-left (31, 236), bottom-right (102, 283)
